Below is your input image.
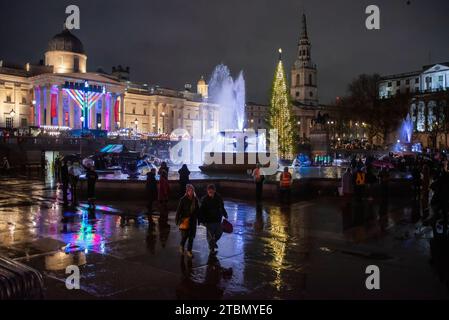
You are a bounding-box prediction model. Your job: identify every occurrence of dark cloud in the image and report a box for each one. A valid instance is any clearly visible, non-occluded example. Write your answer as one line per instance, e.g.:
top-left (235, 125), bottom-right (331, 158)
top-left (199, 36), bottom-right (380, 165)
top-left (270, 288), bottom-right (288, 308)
top-left (0, 0), bottom-right (447, 104)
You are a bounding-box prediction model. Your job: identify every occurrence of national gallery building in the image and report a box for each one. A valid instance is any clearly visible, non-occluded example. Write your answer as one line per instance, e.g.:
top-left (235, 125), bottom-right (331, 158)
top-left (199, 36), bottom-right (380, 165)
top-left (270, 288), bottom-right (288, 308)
top-left (0, 28), bottom-right (219, 137)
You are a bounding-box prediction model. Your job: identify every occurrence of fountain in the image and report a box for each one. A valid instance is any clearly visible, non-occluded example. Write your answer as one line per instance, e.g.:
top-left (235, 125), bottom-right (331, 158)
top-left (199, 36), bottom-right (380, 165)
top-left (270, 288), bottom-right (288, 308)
top-left (394, 114), bottom-right (421, 153)
top-left (198, 64), bottom-right (276, 173)
top-left (208, 64), bottom-right (246, 132)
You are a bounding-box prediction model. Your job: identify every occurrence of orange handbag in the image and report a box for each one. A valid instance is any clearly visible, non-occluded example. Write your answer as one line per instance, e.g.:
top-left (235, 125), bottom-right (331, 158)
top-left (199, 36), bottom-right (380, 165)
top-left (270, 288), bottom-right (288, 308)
top-left (179, 217), bottom-right (190, 230)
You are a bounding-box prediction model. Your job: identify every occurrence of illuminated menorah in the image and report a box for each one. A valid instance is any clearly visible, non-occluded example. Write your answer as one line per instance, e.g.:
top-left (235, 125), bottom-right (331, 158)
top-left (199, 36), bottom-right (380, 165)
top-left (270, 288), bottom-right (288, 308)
top-left (63, 81), bottom-right (105, 130)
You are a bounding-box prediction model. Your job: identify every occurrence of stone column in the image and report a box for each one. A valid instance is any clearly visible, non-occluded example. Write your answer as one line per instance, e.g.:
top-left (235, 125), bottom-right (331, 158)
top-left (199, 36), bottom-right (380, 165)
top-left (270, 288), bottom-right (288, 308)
top-left (45, 86), bottom-right (51, 126)
top-left (108, 94), bottom-right (114, 131)
top-left (90, 99), bottom-right (96, 129)
top-left (101, 94), bottom-right (106, 130)
top-left (58, 88), bottom-right (64, 127)
top-left (120, 94), bottom-right (125, 128)
top-left (38, 87), bottom-right (44, 127)
top-left (69, 97), bottom-right (75, 128)
top-left (155, 103), bottom-right (160, 133)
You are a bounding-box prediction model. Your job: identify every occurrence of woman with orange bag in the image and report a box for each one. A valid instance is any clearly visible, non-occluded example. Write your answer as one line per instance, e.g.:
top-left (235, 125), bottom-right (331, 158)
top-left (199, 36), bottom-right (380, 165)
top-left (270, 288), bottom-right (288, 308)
top-left (175, 184), bottom-right (199, 258)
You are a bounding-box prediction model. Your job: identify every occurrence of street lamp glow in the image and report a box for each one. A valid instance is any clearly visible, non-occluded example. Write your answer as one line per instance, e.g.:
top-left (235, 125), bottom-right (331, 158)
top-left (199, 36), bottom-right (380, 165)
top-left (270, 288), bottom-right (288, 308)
top-left (9, 109), bottom-right (15, 117)
top-left (80, 116), bottom-right (85, 123)
top-left (97, 123), bottom-right (102, 129)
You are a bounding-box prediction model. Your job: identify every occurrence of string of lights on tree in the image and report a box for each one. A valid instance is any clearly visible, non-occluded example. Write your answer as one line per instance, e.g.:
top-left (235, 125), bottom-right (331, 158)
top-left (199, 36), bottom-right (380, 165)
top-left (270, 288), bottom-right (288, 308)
top-left (268, 49), bottom-right (296, 160)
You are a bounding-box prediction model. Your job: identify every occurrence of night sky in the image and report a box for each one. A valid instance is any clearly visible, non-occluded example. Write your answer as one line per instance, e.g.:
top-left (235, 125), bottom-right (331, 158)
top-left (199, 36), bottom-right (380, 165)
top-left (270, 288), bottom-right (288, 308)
top-left (0, 0), bottom-right (448, 104)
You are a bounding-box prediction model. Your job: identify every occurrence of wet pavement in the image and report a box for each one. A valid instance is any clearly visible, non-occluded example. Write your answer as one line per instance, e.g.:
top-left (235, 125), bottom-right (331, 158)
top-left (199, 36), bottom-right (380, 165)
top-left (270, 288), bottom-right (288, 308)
top-left (0, 177), bottom-right (447, 300)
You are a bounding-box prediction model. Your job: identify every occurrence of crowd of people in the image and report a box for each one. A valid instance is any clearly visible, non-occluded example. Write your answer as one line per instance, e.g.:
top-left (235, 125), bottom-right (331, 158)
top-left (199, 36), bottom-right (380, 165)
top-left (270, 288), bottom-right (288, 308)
top-left (340, 154), bottom-right (449, 238)
top-left (54, 155), bottom-right (98, 209)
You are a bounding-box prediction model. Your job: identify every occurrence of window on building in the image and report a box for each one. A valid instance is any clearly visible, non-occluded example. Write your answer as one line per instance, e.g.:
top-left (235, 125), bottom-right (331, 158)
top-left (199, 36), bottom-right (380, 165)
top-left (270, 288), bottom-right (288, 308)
top-left (406, 79), bottom-right (410, 85)
top-left (132, 107), bottom-right (136, 114)
top-left (387, 82), bottom-right (392, 87)
top-left (6, 95), bottom-right (11, 103)
top-left (22, 96), bottom-right (27, 104)
top-left (309, 91), bottom-right (314, 98)
top-left (309, 74), bottom-right (313, 85)
top-left (20, 118), bottom-right (27, 128)
top-left (296, 92), bottom-right (300, 97)
top-left (74, 57), bottom-right (80, 72)
top-left (396, 80), bottom-right (401, 86)
top-left (396, 89), bottom-right (401, 95)
top-left (143, 109), bottom-right (147, 116)
top-left (5, 117), bottom-right (13, 128)
top-left (415, 78), bottom-right (420, 84)
top-left (296, 74), bottom-right (300, 86)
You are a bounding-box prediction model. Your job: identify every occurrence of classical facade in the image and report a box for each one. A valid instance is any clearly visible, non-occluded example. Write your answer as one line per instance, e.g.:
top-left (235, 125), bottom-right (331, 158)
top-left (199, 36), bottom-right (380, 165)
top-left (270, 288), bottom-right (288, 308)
top-left (0, 28), bottom-right (218, 138)
top-left (379, 62), bottom-right (449, 148)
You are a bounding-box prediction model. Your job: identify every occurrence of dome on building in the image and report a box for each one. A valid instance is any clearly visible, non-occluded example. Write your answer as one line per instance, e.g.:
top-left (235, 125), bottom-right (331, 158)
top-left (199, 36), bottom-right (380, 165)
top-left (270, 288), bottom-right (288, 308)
top-left (47, 29), bottom-right (85, 54)
top-left (197, 76), bottom-right (206, 86)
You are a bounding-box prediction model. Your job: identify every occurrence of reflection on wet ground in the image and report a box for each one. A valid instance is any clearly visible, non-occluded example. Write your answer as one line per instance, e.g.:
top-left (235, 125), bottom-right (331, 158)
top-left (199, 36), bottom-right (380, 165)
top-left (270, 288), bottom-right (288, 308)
top-left (0, 177), bottom-right (447, 300)
top-left (96, 166), bottom-right (411, 182)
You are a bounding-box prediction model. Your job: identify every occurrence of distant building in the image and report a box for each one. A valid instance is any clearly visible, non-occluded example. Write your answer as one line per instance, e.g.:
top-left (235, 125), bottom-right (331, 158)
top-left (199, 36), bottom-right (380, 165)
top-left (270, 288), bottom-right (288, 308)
top-left (379, 62), bottom-right (449, 148)
top-left (245, 102), bottom-right (269, 130)
top-left (0, 27), bottom-right (218, 138)
top-left (378, 62), bottom-right (449, 98)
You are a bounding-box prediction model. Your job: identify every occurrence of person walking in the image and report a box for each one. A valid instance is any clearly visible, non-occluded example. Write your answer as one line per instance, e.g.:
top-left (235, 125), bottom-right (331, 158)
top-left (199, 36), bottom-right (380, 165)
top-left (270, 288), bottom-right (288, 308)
top-left (279, 167), bottom-right (292, 204)
top-left (178, 164), bottom-right (191, 196)
top-left (68, 161), bottom-right (81, 206)
top-left (54, 156), bottom-right (61, 183)
top-left (176, 184), bottom-right (199, 258)
top-left (146, 168), bottom-right (158, 226)
top-left (341, 167), bottom-right (354, 198)
top-left (86, 166), bottom-right (98, 208)
top-left (158, 167), bottom-right (170, 227)
top-left (199, 184), bottom-right (228, 255)
top-left (60, 160), bottom-right (69, 206)
top-left (252, 163), bottom-right (265, 203)
top-left (159, 161), bottom-right (169, 175)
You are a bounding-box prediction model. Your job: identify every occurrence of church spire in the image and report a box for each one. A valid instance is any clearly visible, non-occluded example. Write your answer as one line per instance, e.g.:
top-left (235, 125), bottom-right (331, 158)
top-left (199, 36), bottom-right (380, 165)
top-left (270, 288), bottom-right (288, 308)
top-left (301, 13), bottom-right (308, 40)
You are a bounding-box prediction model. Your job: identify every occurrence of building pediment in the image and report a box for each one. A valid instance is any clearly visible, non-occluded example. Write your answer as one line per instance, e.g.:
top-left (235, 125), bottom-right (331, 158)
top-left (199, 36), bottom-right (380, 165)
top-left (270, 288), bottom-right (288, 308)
top-left (422, 63), bottom-right (449, 74)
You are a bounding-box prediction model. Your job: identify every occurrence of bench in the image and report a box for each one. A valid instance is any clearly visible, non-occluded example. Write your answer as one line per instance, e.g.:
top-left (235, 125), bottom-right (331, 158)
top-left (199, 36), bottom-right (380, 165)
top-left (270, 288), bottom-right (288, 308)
top-left (0, 256), bottom-right (44, 300)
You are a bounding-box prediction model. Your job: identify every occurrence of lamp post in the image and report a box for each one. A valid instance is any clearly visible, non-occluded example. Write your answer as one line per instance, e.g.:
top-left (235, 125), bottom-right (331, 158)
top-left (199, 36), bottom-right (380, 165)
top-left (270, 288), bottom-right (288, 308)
top-left (134, 118), bottom-right (138, 135)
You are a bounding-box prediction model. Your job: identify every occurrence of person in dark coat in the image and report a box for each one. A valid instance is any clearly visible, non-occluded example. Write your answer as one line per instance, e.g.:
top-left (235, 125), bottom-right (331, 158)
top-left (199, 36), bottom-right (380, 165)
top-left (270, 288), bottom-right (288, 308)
top-left (158, 167), bottom-right (170, 227)
top-left (199, 184), bottom-right (228, 255)
top-left (175, 184), bottom-right (199, 258)
top-left (60, 160), bottom-right (69, 206)
top-left (85, 166), bottom-right (98, 208)
top-left (178, 164), bottom-right (191, 196)
top-left (159, 161), bottom-right (169, 175)
top-left (146, 168), bottom-right (158, 225)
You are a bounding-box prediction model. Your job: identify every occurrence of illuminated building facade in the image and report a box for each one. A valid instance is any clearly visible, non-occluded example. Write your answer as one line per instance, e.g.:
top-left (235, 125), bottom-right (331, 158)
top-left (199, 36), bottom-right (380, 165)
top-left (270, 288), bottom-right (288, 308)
top-left (379, 62), bottom-right (449, 148)
top-left (0, 28), bottom-right (218, 138)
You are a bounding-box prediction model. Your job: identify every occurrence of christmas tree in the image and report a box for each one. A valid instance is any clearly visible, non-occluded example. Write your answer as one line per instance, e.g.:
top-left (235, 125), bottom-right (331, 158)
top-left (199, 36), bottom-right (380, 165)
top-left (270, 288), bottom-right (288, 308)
top-left (268, 49), bottom-right (296, 160)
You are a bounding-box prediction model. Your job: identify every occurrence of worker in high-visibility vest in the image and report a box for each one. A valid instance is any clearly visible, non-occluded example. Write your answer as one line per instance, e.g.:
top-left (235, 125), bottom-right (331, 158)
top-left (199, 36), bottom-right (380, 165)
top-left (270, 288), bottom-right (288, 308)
top-left (279, 167), bottom-right (293, 204)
